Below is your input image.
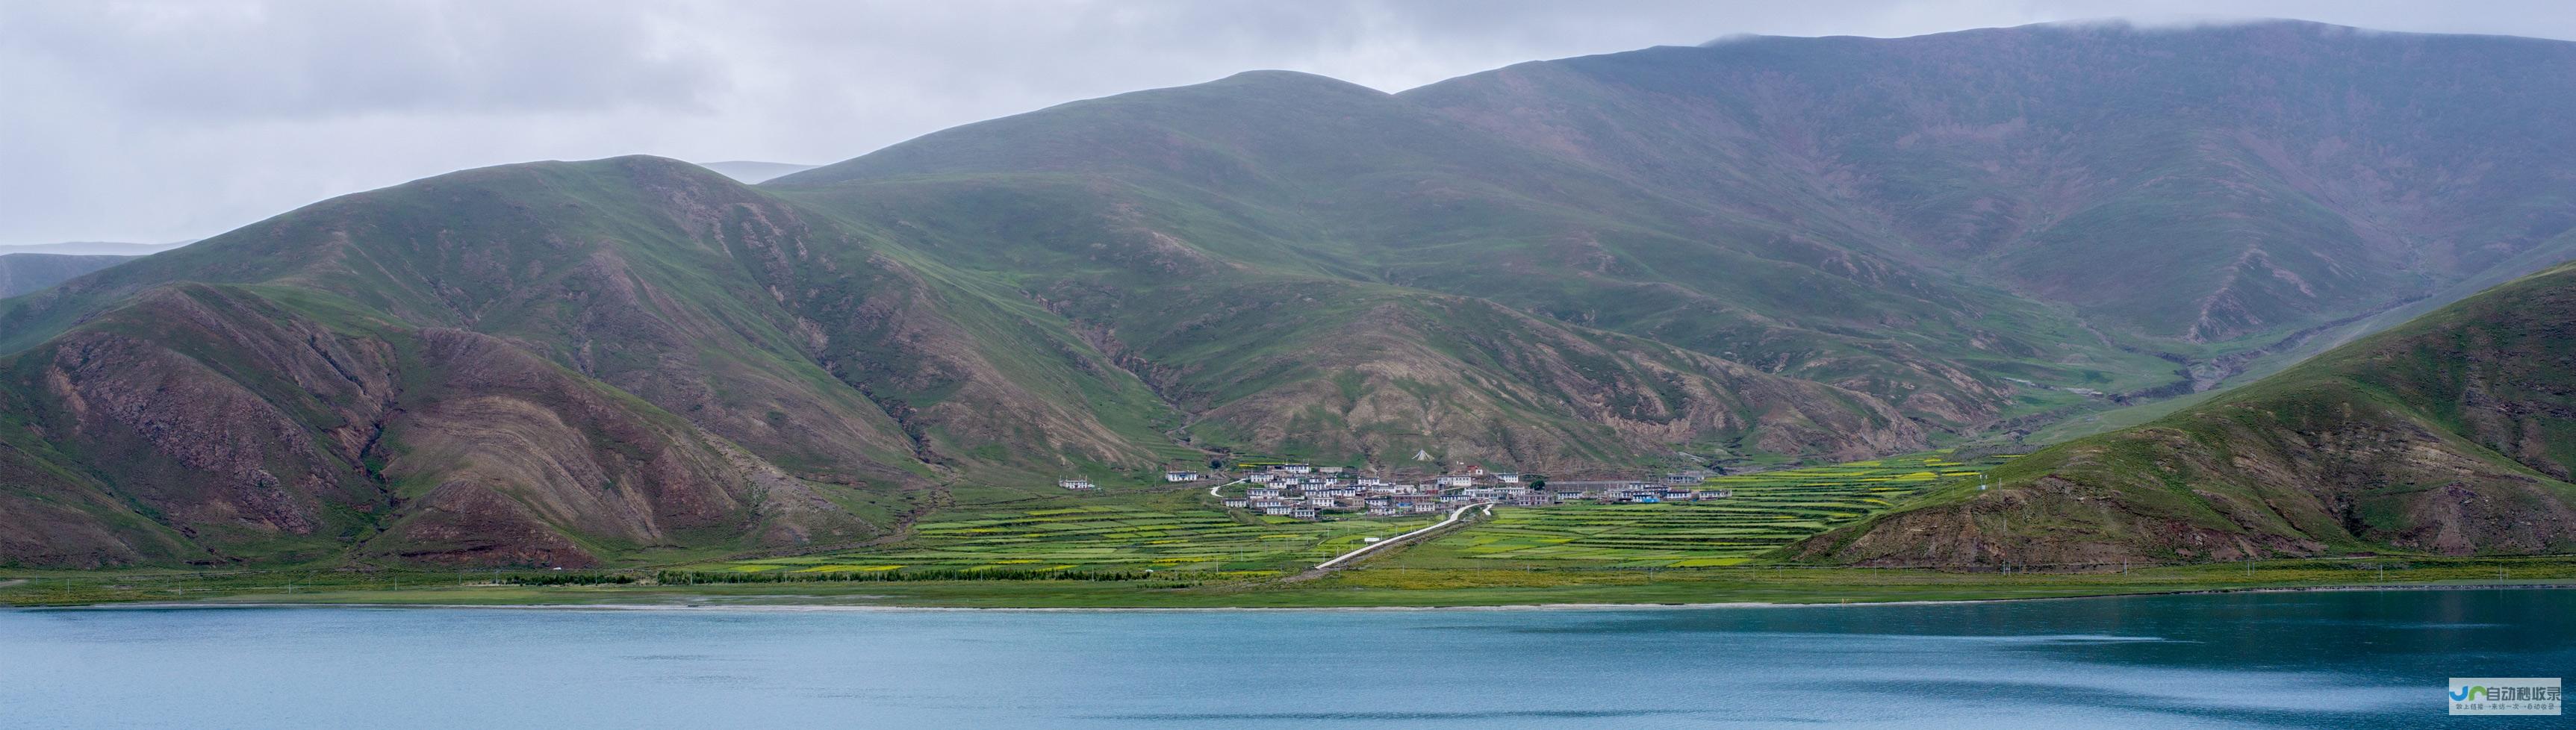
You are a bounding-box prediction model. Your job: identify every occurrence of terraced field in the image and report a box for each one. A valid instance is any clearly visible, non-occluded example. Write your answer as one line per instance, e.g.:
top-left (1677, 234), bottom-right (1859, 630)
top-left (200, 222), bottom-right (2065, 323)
top-left (712, 506), bottom-right (1436, 578)
top-left (1401, 454), bottom-right (2015, 568)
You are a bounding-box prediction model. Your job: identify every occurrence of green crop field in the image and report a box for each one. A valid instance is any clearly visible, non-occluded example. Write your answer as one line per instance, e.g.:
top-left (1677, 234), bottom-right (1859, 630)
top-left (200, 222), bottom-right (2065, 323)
top-left (707, 505), bottom-right (1437, 578)
top-left (1399, 454), bottom-right (2015, 567)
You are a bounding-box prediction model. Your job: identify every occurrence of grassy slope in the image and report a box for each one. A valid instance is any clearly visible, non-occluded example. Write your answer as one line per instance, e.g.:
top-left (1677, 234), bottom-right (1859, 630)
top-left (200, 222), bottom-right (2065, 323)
top-left (1804, 263), bottom-right (2576, 567)
top-left (773, 71), bottom-right (2181, 439)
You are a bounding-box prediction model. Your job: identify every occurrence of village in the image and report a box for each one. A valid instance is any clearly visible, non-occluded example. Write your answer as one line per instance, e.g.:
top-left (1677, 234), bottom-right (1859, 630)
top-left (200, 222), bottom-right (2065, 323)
top-left (1057, 460), bottom-right (1734, 521)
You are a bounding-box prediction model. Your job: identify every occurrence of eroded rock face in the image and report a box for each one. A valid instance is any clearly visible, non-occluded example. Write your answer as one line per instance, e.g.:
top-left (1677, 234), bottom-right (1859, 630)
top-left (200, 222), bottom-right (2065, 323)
top-left (16, 287), bottom-right (388, 549)
top-left (0, 284), bottom-right (884, 568)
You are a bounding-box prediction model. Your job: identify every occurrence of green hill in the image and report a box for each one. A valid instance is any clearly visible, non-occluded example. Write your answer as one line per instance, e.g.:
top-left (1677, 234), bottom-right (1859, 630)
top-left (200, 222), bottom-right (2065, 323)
top-left (0, 156), bottom-right (1921, 567)
top-left (774, 69), bottom-right (2152, 434)
top-left (1803, 263), bottom-right (2576, 567)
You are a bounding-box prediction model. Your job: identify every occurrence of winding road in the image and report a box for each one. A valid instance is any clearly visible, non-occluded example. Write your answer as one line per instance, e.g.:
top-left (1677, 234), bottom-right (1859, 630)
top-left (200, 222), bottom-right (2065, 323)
top-left (1313, 503), bottom-right (1491, 571)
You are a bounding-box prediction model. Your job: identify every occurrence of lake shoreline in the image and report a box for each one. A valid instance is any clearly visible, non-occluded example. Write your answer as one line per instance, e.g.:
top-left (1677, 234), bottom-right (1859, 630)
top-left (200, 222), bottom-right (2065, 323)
top-left (36, 580), bottom-right (2576, 613)
top-left (17, 555), bottom-right (2575, 610)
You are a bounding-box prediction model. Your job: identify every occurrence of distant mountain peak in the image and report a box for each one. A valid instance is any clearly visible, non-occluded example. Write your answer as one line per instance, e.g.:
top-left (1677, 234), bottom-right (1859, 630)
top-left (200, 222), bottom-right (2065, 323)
top-left (1208, 69), bottom-right (1391, 94)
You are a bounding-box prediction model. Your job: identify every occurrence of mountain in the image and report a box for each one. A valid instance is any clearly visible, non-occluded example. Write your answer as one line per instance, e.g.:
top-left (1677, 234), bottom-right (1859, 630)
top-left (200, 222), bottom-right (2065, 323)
top-left (0, 254), bottom-right (133, 298)
top-left (1407, 21), bottom-right (2576, 346)
top-left (769, 70), bottom-right (2150, 438)
top-left (7, 20), bottom-right (2576, 568)
top-left (1802, 263), bottom-right (2576, 567)
top-left (777, 20), bottom-right (2576, 430)
top-left (771, 70), bottom-right (1959, 452)
top-left (697, 160), bottom-right (820, 184)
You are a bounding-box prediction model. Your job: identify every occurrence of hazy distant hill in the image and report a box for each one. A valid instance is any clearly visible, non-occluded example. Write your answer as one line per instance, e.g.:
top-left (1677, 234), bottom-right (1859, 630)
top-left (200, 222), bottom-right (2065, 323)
top-left (0, 240), bottom-right (194, 257)
top-left (697, 160), bottom-right (819, 184)
top-left (6, 20), bottom-right (2575, 567)
top-left (0, 254), bottom-right (132, 298)
top-left (1805, 263), bottom-right (2576, 566)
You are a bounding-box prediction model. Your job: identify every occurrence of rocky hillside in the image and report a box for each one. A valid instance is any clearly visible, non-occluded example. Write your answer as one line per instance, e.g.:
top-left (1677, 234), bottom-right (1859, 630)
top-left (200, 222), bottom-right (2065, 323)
top-left (1801, 263), bottom-right (2576, 567)
top-left (0, 159), bottom-right (969, 567)
top-left (0, 286), bottom-right (884, 567)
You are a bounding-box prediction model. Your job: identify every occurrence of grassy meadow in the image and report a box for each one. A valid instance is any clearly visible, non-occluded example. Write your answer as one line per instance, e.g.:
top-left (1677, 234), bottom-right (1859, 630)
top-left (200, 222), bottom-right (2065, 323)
top-left (1393, 455), bottom-right (2013, 568)
top-left (698, 505), bottom-right (1437, 578)
top-left (13, 450), bottom-right (2575, 609)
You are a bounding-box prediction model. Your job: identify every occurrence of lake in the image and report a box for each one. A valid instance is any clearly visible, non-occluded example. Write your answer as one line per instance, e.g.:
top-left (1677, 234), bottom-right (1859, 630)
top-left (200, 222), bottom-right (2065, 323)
top-left (3, 588), bottom-right (2567, 729)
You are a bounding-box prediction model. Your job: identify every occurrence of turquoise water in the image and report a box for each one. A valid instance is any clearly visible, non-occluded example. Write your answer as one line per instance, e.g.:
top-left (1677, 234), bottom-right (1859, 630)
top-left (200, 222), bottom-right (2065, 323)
top-left (2, 588), bottom-right (2567, 729)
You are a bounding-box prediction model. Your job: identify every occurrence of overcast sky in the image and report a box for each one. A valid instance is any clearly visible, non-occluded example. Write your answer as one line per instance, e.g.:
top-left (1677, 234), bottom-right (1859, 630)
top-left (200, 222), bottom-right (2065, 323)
top-left (4, 0), bottom-right (2573, 246)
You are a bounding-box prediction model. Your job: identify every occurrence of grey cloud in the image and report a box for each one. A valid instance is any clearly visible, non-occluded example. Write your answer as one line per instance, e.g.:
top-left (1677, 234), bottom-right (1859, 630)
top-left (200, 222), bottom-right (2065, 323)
top-left (3, 1), bottom-right (725, 119)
